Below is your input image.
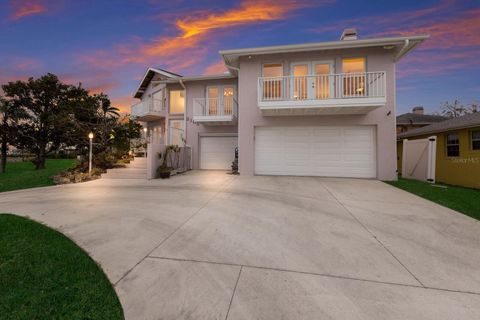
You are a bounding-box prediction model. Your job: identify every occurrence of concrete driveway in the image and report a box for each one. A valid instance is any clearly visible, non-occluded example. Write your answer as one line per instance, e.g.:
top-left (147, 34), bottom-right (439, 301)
top-left (1, 171), bottom-right (479, 319)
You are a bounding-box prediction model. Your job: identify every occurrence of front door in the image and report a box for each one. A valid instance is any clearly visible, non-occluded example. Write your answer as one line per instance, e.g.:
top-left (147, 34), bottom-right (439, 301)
top-left (290, 61), bottom-right (333, 100)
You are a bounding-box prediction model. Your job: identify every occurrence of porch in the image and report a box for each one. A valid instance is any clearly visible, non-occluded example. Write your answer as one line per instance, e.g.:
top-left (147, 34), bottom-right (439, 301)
top-left (257, 71), bottom-right (387, 115)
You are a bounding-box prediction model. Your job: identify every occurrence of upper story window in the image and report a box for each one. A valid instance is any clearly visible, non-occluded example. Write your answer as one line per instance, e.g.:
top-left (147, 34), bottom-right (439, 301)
top-left (446, 133), bottom-right (460, 157)
top-left (206, 86), bottom-right (236, 116)
top-left (471, 130), bottom-right (480, 150)
top-left (169, 90), bottom-right (185, 114)
top-left (263, 63), bottom-right (283, 77)
top-left (342, 57), bottom-right (366, 96)
top-left (262, 63), bottom-right (283, 99)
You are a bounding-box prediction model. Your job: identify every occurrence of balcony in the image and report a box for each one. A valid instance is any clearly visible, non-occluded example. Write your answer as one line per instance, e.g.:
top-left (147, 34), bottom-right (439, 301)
top-left (193, 97), bottom-right (238, 125)
top-left (131, 98), bottom-right (166, 121)
top-left (258, 71), bottom-right (387, 115)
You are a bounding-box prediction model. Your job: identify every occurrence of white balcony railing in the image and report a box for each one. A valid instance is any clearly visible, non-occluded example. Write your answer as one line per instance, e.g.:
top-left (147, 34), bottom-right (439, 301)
top-left (131, 97), bottom-right (165, 119)
top-left (258, 71), bottom-right (386, 103)
top-left (193, 97), bottom-right (238, 120)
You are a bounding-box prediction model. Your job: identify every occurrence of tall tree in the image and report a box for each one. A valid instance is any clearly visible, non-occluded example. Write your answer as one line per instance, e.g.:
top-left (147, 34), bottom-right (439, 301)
top-left (439, 100), bottom-right (467, 118)
top-left (95, 94), bottom-right (120, 154)
top-left (2, 74), bottom-right (79, 169)
top-left (0, 96), bottom-right (29, 173)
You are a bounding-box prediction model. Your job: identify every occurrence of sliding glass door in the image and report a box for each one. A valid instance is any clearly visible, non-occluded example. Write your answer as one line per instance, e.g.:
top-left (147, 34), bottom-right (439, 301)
top-left (291, 61), bottom-right (333, 100)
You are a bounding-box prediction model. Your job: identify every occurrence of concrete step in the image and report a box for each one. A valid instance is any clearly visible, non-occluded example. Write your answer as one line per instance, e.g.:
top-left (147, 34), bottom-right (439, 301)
top-left (126, 163), bottom-right (147, 169)
top-left (107, 168), bottom-right (146, 174)
top-left (102, 173), bottom-right (146, 179)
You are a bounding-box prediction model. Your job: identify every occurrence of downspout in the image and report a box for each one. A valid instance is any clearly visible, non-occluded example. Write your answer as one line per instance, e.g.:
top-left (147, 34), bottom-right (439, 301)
top-left (394, 39), bottom-right (410, 62)
top-left (179, 79), bottom-right (189, 168)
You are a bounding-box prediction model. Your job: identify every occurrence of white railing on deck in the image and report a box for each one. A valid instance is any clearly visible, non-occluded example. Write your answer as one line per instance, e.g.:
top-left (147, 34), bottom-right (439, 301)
top-left (258, 71), bottom-right (386, 103)
top-left (193, 97), bottom-right (238, 117)
top-left (131, 97), bottom-right (165, 117)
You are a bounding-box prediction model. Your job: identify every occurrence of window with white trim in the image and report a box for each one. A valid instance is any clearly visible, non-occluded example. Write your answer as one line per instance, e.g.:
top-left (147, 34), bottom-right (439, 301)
top-left (471, 130), bottom-right (480, 150)
top-left (446, 133), bottom-right (460, 157)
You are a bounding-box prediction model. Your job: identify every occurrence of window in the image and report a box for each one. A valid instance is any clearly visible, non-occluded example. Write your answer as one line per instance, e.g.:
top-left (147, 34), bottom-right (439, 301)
top-left (169, 120), bottom-right (184, 146)
top-left (342, 57), bottom-right (366, 96)
top-left (169, 90), bottom-right (185, 114)
top-left (446, 133), bottom-right (460, 157)
top-left (223, 87), bottom-right (234, 115)
top-left (262, 63), bottom-right (283, 99)
top-left (206, 86), bottom-right (235, 116)
top-left (472, 130), bottom-right (480, 150)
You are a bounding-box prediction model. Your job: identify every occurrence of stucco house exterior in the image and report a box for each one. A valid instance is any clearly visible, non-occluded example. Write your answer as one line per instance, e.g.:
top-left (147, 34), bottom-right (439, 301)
top-left (131, 29), bottom-right (428, 180)
top-left (397, 112), bottom-right (480, 189)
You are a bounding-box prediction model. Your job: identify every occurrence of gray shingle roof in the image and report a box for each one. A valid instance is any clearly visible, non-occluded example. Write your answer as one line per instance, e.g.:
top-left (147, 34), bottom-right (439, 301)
top-left (396, 113), bottom-right (447, 125)
top-left (398, 112), bottom-right (480, 139)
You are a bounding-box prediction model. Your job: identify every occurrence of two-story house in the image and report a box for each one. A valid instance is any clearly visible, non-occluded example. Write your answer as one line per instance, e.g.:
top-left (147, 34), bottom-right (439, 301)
top-left (131, 29), bottom-right (428, 180)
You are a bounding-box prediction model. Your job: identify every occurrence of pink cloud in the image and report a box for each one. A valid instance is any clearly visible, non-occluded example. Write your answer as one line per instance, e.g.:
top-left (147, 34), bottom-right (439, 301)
top-left (203, 60), bottom-right (228, 75)
top-left (9, 0), bottom-right (47, 21)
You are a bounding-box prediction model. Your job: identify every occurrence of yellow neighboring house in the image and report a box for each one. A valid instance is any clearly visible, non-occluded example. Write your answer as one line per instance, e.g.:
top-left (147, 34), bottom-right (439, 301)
top-left (397, 112), bottom-right (480, 189)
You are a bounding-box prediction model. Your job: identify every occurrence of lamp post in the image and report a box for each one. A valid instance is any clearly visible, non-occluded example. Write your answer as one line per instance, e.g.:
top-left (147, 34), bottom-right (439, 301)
top-left (88, 132), bottom-right (94, 175)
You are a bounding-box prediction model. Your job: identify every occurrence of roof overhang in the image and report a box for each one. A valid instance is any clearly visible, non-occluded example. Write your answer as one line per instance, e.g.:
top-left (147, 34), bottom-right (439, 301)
top-left (220, 34), bottom-right (429, 74)
top-left (133, 68), bottom-right (181, 99)
top-left (162, 73), bottom-right (236, 84)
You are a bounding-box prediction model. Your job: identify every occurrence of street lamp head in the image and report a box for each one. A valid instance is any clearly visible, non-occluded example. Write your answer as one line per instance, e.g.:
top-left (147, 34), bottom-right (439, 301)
top-left (143, 127), bottom-right (147, 132)
top-left (88, 132), bottom-right (94, 139)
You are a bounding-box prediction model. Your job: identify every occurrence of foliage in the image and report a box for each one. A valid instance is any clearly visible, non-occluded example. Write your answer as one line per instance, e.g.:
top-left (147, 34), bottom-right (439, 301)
top-left (1, 72), bottom-right (143, 173)
top-left (111, 116), bottom-right (142, 157)
top-left (93, 152), bottom-right (117, 169)
top-left (157, 145), bottom-right (181, 179)
top-left (438, 100), bottom-right (478, 118)
top-left (386, 178), bottom-right (480, 221)
top-left (0, 159), bottom-right (76, 193)
top-left (2, 74), bottom-right (84, 169)
top-left (0, 96), bottom-right (29, 173)
top-left (0, 214), bottom-right (123, 319)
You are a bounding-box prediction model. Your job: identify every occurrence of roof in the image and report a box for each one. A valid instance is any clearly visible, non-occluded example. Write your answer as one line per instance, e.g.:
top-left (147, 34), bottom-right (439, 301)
top-left (220, 34), bottom-right (429, 73)
top-left (163, 73), bottom-right (236, 83)
top-left (398, 112), bottom-right (480, 139)
top-left (396, 113), bottom-right (448, 125)
top-left (134, 68), bottom-right (181, 99)
top-left (133, 68), bottom-right (235, 98)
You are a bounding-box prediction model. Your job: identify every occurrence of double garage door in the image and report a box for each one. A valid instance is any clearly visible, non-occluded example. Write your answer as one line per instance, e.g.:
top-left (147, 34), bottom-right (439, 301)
top-left (200, 136), bottom-right (237, 170)
top-left (255, 126), bottom-right (376, 178)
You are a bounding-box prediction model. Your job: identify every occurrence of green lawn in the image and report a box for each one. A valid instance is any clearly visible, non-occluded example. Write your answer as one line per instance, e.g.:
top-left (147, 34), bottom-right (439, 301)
top-left (386, 178), bottom-right (480, 221)
top-left (0, 214), bottom-right (124, 320)
top-left (0, 159), bottom-right (76, 193)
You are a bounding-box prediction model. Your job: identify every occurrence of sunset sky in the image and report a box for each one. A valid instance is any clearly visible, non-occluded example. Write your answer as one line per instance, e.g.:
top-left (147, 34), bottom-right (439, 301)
top-left (0, 0), bottom-right (478, 113)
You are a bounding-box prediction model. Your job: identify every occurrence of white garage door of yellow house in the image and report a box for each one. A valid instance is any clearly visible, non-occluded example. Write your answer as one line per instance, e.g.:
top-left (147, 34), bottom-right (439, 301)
top-left (255, 126), bottom-right (376, 178)
top-left (200, 136), bottom-right (237, 170)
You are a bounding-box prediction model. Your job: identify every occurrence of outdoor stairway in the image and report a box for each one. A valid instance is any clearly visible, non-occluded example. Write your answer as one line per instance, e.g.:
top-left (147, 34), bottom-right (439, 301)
top-left (101, 157), bottom-right (147, 179)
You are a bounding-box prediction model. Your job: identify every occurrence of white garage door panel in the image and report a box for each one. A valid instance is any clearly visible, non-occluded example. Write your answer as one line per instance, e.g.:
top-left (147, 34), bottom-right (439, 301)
top-left (255, 126), bottom-right (376, 178)
top-left (200, 136), bottom-right (237, 170)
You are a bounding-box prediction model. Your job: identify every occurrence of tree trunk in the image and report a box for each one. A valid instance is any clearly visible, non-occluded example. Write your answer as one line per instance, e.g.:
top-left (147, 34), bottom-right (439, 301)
top-left (35, 144), bottom-right (46, 170)
top-left (1, 138), bottom-right (7, 173)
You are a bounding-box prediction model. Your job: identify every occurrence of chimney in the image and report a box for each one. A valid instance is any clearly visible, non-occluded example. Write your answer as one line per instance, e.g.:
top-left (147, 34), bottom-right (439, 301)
top-left (412, 106), bottom-right (424, 115)
top-left (341, 28), bottom-right (358, 40)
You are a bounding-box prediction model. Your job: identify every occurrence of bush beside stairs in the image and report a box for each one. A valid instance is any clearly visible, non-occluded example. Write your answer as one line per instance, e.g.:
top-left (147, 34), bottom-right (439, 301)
top-left (102, 157), bottom-right (147, 179)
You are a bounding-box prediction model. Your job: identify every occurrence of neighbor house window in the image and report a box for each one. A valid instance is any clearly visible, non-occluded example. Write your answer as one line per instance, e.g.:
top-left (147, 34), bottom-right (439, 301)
top-left (169, 90), bottom-right (185, 114)
top-left (471, 130), bottom-right (480, 150)
top-left (342, 57), bottom-right (366, 96)
top-left (446, 133), bottom-right (460, 157)
top-left (262, 63), bottom-right (283, 100)
top-left (169, 120), bottom-right (184, 146)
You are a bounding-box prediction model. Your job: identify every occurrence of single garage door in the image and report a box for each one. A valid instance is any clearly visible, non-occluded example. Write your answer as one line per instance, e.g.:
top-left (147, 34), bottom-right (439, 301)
top-left (255, 126), bottom-right (376, 178)
top-left (200, 136), bottom-right (237, 170)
